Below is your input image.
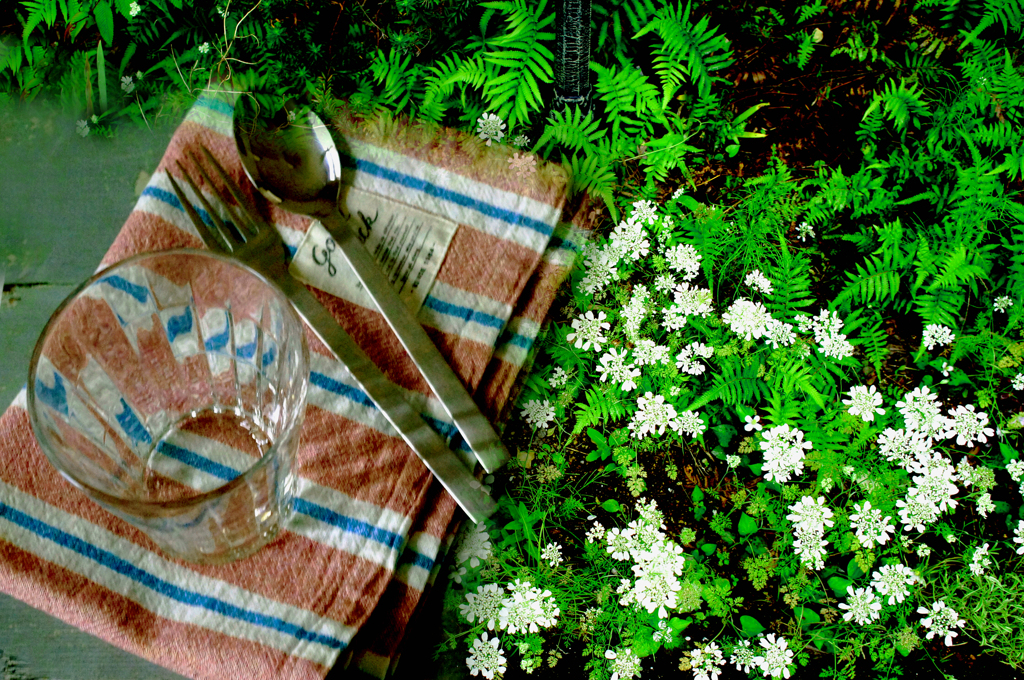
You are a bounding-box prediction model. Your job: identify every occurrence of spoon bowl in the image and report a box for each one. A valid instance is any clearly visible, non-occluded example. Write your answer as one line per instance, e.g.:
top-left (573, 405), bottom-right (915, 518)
top-left (233, 97), bottom-right (343, 222)
top-left (230, 94), bottom-right (511, 474)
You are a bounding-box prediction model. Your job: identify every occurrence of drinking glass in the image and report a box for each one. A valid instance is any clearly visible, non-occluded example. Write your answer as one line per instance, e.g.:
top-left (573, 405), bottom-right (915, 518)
top-left (27, 249), bottom-right (309, 564)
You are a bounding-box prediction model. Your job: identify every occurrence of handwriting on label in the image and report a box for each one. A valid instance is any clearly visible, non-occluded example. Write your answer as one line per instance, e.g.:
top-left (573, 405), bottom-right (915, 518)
top-left (311, 237), bottom-right (337, 277)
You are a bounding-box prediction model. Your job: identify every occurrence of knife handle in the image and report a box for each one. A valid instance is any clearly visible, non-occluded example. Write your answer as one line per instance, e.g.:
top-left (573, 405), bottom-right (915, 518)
top-left (321, 212), bottom-right (510, 474)
top-left (280, 279), bottom-right (496, 523)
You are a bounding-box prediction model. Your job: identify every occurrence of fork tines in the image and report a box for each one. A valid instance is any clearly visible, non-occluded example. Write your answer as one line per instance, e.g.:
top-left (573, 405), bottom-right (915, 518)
top-left (167, 145), bottom-right (264, 253)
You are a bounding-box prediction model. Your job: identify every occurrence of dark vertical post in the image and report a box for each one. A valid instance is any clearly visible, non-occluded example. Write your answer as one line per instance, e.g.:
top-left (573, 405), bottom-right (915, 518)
top-left (553, 0), bottom-right (592, 112)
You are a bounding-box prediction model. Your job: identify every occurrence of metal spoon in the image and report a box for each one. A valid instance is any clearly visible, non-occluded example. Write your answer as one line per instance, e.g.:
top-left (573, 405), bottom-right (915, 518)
top-left (232, 98), bottom-right (509, 474)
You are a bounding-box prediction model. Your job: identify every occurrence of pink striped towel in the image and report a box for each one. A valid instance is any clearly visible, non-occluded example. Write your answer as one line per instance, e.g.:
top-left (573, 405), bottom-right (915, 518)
top-left (0, 92), bottom-right (581, 679)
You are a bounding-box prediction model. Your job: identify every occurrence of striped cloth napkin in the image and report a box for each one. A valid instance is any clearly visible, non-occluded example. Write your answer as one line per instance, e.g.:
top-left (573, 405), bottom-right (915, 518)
top-left (0, 93), bottom-right (582, 680)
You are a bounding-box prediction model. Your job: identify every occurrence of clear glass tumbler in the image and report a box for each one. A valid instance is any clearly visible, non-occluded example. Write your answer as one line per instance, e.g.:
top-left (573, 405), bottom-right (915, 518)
top-left (27, 249), bottom-right (309, 564)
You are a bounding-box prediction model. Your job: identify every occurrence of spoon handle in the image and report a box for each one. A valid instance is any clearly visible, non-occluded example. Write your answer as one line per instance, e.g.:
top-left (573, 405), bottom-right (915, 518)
top-left (322, 212), bottom-right (511, 474)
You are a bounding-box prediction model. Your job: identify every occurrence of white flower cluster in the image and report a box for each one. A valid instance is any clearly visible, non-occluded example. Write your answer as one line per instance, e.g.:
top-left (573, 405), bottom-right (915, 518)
top-left (870, 563), bottom-right (918, 605)
top-left (611, 217), bottom-right (651, 261)
top-left (838, 585), bottom-right (882, 626)
top-left (745, 269), bottom-right (773, 295)
top-left (849, 500), bottom-right (895, 548)
top-left (876, 427), bottom-right (932, 469)
top-left (629, 392), bottom-right (679, 439)
top-left (676, 342), bottom-right (715, 375)
top-left (605, 647), bottom-right (642, 680)
top-left (631, 200), bottom-right (658, 225)
top-left (1013, 373), bottom-right (1024, 391)
top-left (466, 632), bottom-right (506, 679)
top-left (597, 348), bottom-right (641, 391)
top-left (897, 451), bottom-right (959, 532)
top-left (969, 543), bottom-right (992, 576)
top-left (723, 298), bottom-right (773, 341)
top-left (895, 386), bottom-right (946, 437)
top-left (634, 339), bottom-right (671, 366)
top-left (567, 310), bottom-right (611, 352)
top-left (917, 600), bottom-right (965, 646)
top-left (601, 500), bottom-right (689, 619)
top-left (549, 366), bottom-right (569, 388)
top-left (752, 633), bottom-right (795, 679)
top-left (787, 495), bottom-right (834, 570)
top-left (759, 424), bottom-right (813, 484)
top-left (796, 221), bottom-right (815, 242)
top-left (580, 243), bottom-right (622, 296)
top-left (797, 308), bottom-right (854, 360)
top-left (521, 399), bottom-right (555, 430)
top-left (994, 295), bottom-right (1014, 313)
top-left (664, 243), bottom-right (702, 281)
top-left (921, 323), bottom-right (955, 351)
top-left (621, 285), bottom-right (650, 339)
top-left (476, 112), bottom-right (506, 146)
top-left (942, 404), bottom-right (994, 447)
top-left (500, 579), bottom-right (560, 633)
top-left (843, 385), bottom-right (886, 422)
top-left (689, 641), bottom-right (725, 680)
top-left (662, 284), bottom-right (714, 331)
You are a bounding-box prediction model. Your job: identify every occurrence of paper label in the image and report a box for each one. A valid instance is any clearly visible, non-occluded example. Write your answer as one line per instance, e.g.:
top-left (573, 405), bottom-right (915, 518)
top-left (290, 189), bottom-right (458, 313)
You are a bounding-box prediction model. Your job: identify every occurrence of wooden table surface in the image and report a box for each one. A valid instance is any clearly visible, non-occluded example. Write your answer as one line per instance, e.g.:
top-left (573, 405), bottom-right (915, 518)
top-left (0, 101), bottom-right (189, 680)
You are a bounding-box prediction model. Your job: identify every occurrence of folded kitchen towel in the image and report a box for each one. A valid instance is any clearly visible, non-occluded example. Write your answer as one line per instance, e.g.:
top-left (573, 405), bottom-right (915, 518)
top-left (0, 91), bottom-right (582, 680)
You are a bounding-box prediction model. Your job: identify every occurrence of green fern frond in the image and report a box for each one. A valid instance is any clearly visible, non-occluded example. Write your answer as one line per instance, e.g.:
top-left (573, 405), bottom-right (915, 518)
top-left (535, 106), bottom-right (603, 156)
top-left (635, 0), bottom-right (733, 100)
top-left (562, 152), bottom-right (619, 220)
top-left (479, 0), bottom-right (555, 128)
top-left (573, 385), bottom-right (629, 434)
top-left (707, 358), bottom-right (766, 406)
top-left (862, 78), bottom-right (931, 135)
top-left (834, 254), bottom-right (904, 308)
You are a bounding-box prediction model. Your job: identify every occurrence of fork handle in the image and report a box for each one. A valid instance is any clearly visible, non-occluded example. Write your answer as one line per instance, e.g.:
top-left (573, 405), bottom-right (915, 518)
top-left (280, 278), bottom-right (496, 523)
top-left (320, 212), bottom-right (510, 474)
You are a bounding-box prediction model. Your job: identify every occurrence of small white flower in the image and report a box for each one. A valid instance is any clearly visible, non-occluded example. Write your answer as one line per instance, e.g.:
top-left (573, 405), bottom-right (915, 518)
top-left (870, 563), bottom-right (918, 605)
top-left (1013, 519), bottom-right (1024, 555)
top-left (752, 633), bottom-right (794, 679)
top-left (541, 542), bottom-right (564, 567)
top-left (455, 521), bottom-right (493, 568)
top-left (723, 298), bottom-right (772, 341)
top-left (476, 112), bottom-right (506, 146)
top-left (466, 632), bottom-right (507, 679)
top-left (843, 384), bottom-right (886, 422)
top-left (521, 399), bottom-right (555, 430)
top-left (566, 310), bottom-right (611, 352)
top-left (838, 585), bottom-right (883, 625)
top-left (941, 404), bottom-right (994, 447)
top-left (120, 75), bottom-right (135, 94)
top-left (605, 647), bottom-right (642, 680)
top-left (1013, 373), bottom-right (1024, 391)
top-left (969, 542), bottom-right (992, 576)
top-left (744, 415), bottom-right (763, 432)
top-left (459, 583), bottom-right (504, 629)
top-left (994, 296), bottom-right (1014, 313)
top-left (849, 500), bottom-right (895, 548)
top-left (917, 600), bottom-right (965, 646)
top-left (197, 41), bottom-right (211, 54)
top-left (726, 454), bottom-right (741, 468)
top-left (512, 133), bottom-right (530, 147)
top-left (922, 324), bottom-right (955, 351)
top-left (549, 366), bottom-right (569, 388)
top-left (796, 221), bottom-right (815, 242)
top-left (631, 199), bottom-right (658, 225)
top-left (129, 1), bottom-right (142, 17)
top-left (744, 269), bottom-right (773, 295)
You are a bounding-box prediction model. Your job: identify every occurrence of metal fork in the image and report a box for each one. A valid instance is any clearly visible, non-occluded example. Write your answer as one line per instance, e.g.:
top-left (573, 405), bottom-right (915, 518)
top-left (167, 146), bottom-right (496, 523)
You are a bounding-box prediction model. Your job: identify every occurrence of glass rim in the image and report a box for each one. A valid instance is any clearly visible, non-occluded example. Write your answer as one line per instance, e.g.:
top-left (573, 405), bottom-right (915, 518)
top-left (26, 247), bottom-right (310, 513)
